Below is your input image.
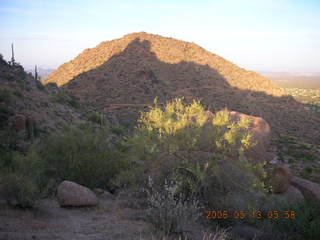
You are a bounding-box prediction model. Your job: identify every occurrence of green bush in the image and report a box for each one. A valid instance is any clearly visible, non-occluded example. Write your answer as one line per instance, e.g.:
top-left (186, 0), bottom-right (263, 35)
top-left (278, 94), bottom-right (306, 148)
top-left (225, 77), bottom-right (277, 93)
top-left (1, 172), bottom-right (39, 208)
top-left (51, 90), bottom-right (80, 109)
top-left (118, 98), bottom-right (267, 219)
top-left (0, 151), bottom-right (42, 208)
top-left (0, 105), bottom-right (13, 129)
top-left (0, 89), bottom-right (14, 104)
top-left (12, 90), bottom-right (23, 98)
top-left (87, 111), bottom-right (107, 125)
top-left (0, 122), bottom-right (129, 206)
top-left (33, 123), bottom-right (127, 189)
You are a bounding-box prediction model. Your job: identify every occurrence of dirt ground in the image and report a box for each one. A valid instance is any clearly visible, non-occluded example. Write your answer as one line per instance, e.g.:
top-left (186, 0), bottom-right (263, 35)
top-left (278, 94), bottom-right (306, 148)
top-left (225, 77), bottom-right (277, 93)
top-left (0, 192), bottom-right (157, 240)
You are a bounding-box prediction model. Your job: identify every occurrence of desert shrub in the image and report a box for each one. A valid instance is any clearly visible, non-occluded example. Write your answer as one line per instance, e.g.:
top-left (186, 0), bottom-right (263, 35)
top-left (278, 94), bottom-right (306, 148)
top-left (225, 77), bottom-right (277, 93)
top-left (17, 75), bottom-right (28, 90)
top-left (118, 98), bottom-right (267, 225)
top-left (87, 111), bottom-right (107, 125)
top-left (143, 176), bottom-right (201, 236)
top-left (0, 105), bottom-right (13, 129)
top-left (202, 227), bottom-right (230, 240)
top-left (110, 125), bottom-right (129, 135)
top-left (271, 200), bottom-right (320, 240)
top-left (1, 172), bottom-right (39, 208)
top-left (0, 150), bottom-right (43, 207)
top-left (3, 72), bottom-right (15, 81)
top-left (51, 90), bottom-right (80, 109)
top-left (12, 89), bottom-right (23, 98)
top-left (0, 89), bottom-right (14, 103)
top-left (32, 123), bottom-right (126, 189)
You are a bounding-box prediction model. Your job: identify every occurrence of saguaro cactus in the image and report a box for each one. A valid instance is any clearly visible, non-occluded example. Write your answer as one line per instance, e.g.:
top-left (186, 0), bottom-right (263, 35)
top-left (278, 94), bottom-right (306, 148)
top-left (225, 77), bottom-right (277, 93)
top-left (35, 65), bottom-right (38, 80)
top-left (10, 43), bottom-right (15, 66)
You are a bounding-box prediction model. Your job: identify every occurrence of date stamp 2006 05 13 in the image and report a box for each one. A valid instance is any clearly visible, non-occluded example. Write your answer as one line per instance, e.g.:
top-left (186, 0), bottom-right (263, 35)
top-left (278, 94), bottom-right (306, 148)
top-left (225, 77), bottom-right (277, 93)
top-left (204, 210), bottom-right (296, 220)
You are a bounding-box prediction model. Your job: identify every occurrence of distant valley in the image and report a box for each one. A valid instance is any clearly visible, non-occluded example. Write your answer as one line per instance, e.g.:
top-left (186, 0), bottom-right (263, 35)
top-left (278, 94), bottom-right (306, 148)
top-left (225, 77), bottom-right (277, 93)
top-left (259, 71), bottom-right (320, 89)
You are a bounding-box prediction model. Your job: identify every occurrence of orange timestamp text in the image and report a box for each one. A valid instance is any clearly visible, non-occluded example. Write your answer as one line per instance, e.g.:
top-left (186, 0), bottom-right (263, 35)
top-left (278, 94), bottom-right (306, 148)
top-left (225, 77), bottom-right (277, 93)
top-left (204, 210), bottom-right (296, 220)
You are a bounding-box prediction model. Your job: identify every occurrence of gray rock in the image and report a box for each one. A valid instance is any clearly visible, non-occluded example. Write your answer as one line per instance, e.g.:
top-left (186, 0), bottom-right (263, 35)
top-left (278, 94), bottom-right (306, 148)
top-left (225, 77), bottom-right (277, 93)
top-left (291, 176), bottom-right (320, 202)
top-left (57, 181), bottom-right (98, 207)
top-left (197, 111), bottom-right (271, 163)
top-left (262, 185), bottom-right (304, 211)
top-left (229, 111), bottom-right (271, 164)
top-left (92, 188), bottom-right (105, 195)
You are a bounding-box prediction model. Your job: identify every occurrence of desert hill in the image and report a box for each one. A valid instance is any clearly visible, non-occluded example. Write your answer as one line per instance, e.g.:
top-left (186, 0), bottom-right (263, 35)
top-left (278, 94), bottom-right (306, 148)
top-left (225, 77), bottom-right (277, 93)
top-left (44, 32), bottom-right (319, 144)
top-left (0, 55), bottom-right (89, 152)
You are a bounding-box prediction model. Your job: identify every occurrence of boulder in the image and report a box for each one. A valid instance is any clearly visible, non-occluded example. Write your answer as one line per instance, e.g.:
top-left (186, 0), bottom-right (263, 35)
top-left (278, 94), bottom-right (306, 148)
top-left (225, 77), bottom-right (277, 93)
top-left (262, 185), bottom-right (305, 211)
top-left (269, 165), bottom-right (292, 193)
top-left (199, 111), bottom-right (271, 163)
top-left (92, 188), bottom-right (105, 195)
top-left (229, 111), bottom-right (271, 163)
top-left (57, 181), bottom-right (98, 207)
top-left (291, 176), bottom-right (320, 202)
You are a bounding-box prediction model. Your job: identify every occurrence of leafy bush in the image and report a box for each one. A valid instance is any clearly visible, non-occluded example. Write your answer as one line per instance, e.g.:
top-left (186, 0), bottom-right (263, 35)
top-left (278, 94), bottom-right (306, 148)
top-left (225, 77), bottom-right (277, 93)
top-left (0, 89), bottom-right (14, 104)
top-left (51, 90), bottom-right (80, 109)
top-left (12, 90), bottom-right (23, 98)
top-left (0, 151), bottom-right (42, 207)
top-left (87, 111), bottom-right (107, 125)
top-left (118, 98), bottom-right (267, 220)
top-left (0, 105), bottom-right (13, 129)
top-left (32, 123), bottom-right (126, 189)
top-left (1, 172), bottom-right (39, 208)
top-left (0, 121), bottom-right (129, 206)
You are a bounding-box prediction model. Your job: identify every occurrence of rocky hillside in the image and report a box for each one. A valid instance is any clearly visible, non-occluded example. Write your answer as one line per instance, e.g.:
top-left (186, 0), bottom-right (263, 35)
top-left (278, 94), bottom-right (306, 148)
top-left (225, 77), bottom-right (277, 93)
top-left (44, 32), bottom-right (319, 144)
top-left (0, 55), bottom-right (87, 152)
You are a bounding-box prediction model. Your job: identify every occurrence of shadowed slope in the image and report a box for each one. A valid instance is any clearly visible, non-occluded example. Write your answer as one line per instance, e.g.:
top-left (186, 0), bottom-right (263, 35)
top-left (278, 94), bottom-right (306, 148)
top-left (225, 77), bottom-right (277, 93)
top-left (44, 32), bottom-right (319, 144)
top-left (45, 32), bottom-right (282, 96)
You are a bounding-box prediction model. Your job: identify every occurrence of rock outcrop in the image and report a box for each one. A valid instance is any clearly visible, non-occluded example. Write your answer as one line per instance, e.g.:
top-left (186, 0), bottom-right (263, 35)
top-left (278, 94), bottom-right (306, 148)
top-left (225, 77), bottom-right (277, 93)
top-left (57, 181), bottom-right (98, 207)
top-left (291, 176), bottom-right (320, 202)
top-left (199, 110), bottom-right (271, 163)
top-left (229, 111), bottom-right (271, 163)
top-left (269, 165), bottom-right (292, 194)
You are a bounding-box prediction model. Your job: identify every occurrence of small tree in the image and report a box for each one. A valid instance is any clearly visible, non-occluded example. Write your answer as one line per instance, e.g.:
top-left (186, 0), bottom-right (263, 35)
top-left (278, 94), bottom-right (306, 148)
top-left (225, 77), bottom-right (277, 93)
top-left (119, 98), bottom-right (267, 218)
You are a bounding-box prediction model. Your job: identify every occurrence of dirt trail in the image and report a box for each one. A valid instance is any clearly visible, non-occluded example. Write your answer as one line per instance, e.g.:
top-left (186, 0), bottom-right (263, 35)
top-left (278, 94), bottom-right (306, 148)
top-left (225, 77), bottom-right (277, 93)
top-left (0, 193), bottom-right (153, 240)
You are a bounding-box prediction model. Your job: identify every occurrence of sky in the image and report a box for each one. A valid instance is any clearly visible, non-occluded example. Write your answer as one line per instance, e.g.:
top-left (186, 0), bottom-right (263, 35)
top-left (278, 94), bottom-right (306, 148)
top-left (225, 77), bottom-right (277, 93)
top-left (0, 0), bottom-right (319, 72)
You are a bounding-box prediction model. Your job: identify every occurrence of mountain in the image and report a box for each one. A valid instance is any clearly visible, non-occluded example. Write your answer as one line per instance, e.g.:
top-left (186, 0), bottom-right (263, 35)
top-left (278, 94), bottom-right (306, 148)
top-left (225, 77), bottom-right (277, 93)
top-left (44, 32), bottom-right (319, 144)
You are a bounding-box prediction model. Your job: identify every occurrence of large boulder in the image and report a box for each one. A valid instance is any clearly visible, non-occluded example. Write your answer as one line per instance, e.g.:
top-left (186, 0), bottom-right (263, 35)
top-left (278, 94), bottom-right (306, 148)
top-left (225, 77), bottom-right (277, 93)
top-left (261, 185), bottom-right (305, 211)
top-left (268, 165), bottom-right (292, 193)
top-left (291, 176), bottom-right (320, 202)
top-left (199, 111), bottom-right (271, 163)
top-left (229, 111), bottom-right (271, 163)
top-left (56, 181), bottom-right (98, 207)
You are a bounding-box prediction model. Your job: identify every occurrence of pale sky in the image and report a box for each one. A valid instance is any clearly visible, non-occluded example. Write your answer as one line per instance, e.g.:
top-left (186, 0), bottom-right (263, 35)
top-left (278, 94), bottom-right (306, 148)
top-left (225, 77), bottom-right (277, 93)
top-left (0, 0), bottom-right (319, 72)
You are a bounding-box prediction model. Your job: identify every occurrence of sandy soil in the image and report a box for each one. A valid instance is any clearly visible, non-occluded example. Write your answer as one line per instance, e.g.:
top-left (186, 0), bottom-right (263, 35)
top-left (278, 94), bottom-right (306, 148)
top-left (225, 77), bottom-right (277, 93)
top-left (0, 192), bottom-right (154, 240)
